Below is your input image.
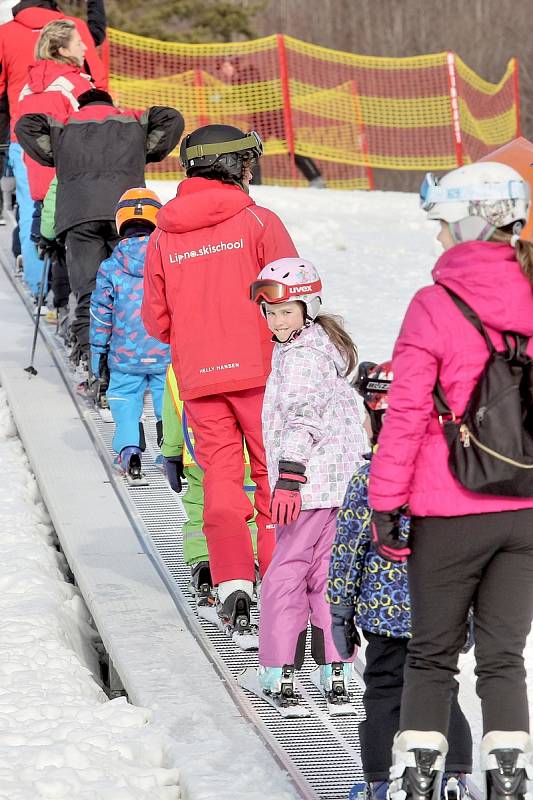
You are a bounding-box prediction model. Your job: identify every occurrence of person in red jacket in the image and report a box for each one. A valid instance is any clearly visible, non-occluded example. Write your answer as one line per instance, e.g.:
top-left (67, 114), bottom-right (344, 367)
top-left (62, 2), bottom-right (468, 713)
top-left (142, 124), bottom-right (298, 638)
top-left (1, 0), bottom-right (106, 297)
top-left (18, 19), bottom-right (95, 201)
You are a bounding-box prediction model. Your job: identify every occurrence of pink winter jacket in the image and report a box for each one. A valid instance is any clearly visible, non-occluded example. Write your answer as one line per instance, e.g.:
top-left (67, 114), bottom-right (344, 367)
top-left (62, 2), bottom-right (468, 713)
top-left (368, 240), bottom-right (533, 517)
top-left (262, 323), bottom-right (366, 509)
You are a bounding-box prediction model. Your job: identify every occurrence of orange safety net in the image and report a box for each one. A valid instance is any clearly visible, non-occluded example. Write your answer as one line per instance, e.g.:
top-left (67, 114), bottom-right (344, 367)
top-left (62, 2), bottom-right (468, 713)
top-left (107, 29), bottom-right (520, 189)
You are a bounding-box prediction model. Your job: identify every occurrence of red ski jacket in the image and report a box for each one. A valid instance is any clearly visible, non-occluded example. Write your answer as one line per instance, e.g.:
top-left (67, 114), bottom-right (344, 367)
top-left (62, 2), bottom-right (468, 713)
top-left (18, 60), bottom-right (93, 199)
top-left (0, 5), bottom-right (107, 140)
top-left (142, 177), bottom-right (298, 400)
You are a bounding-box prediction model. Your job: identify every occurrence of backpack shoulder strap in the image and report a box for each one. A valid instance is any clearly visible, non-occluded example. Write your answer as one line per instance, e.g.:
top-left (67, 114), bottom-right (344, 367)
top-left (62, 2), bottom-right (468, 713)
top-left (437, 284), bottom-right (495, 354)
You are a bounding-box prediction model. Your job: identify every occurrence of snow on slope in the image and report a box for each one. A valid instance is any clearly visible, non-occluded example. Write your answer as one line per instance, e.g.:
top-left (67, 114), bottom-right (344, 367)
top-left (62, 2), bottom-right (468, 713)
top-left (0, 391), bottom-right (182, 799)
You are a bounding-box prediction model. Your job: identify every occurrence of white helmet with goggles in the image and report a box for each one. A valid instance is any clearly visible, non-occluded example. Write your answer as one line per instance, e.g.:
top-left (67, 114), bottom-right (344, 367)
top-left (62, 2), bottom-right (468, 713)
top-left (250, 258), bottom-right (323, 321)
top-left (420, 162), bottom-right (530, 243)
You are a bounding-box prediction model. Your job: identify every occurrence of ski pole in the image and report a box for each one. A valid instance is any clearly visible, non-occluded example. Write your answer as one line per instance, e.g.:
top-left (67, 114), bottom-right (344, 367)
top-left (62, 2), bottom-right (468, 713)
top-left (24, 254), bottom-right (51, 376)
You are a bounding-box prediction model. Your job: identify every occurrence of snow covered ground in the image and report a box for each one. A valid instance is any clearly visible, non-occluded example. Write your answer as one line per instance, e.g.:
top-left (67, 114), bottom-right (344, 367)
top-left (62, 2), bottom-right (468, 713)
top-left (0, 391), bottom-right (181, 799)
top-left (0, 183), bottom-right (531, 797)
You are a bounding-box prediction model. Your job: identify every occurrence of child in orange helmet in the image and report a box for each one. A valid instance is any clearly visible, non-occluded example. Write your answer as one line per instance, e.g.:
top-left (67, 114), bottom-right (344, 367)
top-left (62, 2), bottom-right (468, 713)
top-left (90, 188), bottom-right (171, 482)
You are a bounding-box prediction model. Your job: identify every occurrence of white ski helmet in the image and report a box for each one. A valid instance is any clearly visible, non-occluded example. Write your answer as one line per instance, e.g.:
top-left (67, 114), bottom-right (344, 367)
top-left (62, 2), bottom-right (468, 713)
top-left (250, 258), bottom-right (323, 321)
top-left (420, 161), bottom-right (530, 243)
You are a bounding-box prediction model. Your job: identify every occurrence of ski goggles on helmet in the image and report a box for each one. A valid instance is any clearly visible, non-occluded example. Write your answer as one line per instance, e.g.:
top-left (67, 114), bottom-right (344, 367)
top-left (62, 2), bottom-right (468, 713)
top-left (183, 130), bottom-right (263, 164)
top-left (420, 172), bottom-right (529, 211)
top-left (250, 278), bottom-right (322, 305)
top-left (353, 360), bottom-right (393, 410)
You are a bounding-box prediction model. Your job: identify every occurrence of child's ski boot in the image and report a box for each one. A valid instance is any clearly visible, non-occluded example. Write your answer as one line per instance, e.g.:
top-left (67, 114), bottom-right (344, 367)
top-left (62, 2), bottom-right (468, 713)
top-left (259, 665), bottom-right (302, 706)
top-left (481, 732), bottom-right (533, 800)
top-left (238, 664), bottom-right (310, 718)
top-left (190, 561), bottom-right (214, 607)
top-left (310, 661), bottom-right (355, 715)
top-left (114, 446), bottom-right (148, 486)
top-left (215, 582), bottom-right (258, 650)
top-left (389, 731), bottom-right (447, 800)
top-left (442, 774), bottom-right (469, 800)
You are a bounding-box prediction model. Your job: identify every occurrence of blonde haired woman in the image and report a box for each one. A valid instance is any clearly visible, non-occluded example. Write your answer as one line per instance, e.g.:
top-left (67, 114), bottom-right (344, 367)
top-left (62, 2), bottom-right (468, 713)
top-left (18, 20), bottom-right (96, 201)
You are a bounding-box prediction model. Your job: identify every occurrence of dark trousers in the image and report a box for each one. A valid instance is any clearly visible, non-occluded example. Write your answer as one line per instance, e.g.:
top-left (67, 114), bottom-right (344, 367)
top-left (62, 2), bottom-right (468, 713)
top-left (401, 509), bottom-right (533, 736)
top-left (64, 220), bottom-right (119, 351)
top-left (360, 631), bottom-right (472, 781)
top-left (50, 245), bottom-right (70, 309)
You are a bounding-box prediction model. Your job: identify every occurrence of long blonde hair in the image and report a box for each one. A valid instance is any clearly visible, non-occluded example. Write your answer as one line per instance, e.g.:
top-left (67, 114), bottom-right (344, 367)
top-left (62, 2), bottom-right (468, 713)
top-left (489, 225), bottom-right (533, 285)
top-left (35, 20), bottom-right (77, 65)
top-left (315, 313), bottom-right (358, 377)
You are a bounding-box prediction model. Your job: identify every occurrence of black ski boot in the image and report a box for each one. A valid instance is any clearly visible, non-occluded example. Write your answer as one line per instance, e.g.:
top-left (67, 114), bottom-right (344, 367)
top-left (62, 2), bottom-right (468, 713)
top-left (190, 561), bottom-right (213, 605)
top-left (390, 732), bottom-right (448, 800)
top-left (482, 732), bottom-right (533, 800)
top-left (217, 589), bottom-right (252, 634)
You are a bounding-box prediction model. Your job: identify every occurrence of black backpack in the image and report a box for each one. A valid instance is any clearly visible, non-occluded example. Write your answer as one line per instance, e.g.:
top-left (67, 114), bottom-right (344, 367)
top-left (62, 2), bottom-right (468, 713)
top-left (433, 286), bottom-right (533, 497)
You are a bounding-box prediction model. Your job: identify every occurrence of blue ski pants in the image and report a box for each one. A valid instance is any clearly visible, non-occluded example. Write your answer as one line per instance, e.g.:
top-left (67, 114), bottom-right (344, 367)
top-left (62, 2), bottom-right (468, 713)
top-left (107, 370), bottom-right (165, 454)
top-left (9, 142), bottom-right (43, 294)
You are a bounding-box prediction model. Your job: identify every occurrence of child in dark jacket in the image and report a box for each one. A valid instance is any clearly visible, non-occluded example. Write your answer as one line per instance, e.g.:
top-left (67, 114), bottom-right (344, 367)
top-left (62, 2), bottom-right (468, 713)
top-left (327, 361), bottom-right (472, 800)
top-left (89, 188), bottom-right (170, 481)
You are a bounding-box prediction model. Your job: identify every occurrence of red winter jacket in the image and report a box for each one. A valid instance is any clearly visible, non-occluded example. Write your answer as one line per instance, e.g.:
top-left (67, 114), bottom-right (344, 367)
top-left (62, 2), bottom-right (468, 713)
top-left (0, 4), bottom-right (106, 139)
top-left (142, 177), bottom-right (298, 400)
top-left (18, 61), bottom-right (93, 199)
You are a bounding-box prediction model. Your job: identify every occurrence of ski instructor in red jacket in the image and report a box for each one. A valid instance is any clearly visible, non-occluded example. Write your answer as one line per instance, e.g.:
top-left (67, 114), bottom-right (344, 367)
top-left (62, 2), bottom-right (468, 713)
top-left (142, 124), bottom-right (298, 637)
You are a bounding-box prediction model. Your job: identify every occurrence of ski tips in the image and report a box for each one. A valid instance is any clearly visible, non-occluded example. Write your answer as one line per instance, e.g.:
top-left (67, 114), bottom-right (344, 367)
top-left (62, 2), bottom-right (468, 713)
top-left (24, 365), bottom-right (38, 376)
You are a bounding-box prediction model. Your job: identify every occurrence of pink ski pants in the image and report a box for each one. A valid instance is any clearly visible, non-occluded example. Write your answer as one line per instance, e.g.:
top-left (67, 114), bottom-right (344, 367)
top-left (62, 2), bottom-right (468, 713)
top-left (259, 507), bottom-right (355, 667)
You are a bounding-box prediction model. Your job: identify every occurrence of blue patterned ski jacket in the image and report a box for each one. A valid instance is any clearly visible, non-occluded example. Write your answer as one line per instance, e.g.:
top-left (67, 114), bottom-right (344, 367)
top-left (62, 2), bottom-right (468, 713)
top-left (90, 234), bottom-right (170, 375)
top-left (327, 457), bottom-right (412, 638)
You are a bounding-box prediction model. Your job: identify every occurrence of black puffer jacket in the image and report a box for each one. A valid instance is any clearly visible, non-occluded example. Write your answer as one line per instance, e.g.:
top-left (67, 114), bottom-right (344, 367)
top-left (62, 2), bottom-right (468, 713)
top-left (15, 99), bottom-right (184, 234)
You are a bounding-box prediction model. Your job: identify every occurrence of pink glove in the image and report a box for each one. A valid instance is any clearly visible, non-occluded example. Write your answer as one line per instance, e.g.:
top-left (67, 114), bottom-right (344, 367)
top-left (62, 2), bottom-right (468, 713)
top-left (270, 460), bottom-right (307, 526)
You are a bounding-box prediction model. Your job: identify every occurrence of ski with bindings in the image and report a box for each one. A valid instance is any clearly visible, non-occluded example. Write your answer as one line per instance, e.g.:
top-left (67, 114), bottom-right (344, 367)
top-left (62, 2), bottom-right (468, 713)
top-left (238, 667), bottom-right (310, 718)
top-left (309, 663), bottom-right (356, 716)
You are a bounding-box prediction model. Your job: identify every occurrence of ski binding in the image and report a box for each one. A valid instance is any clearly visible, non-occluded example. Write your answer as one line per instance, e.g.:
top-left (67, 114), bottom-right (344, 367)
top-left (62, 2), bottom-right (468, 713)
top-left (309, 663), bottom-right (356, 716)
top-left (238, 667), bottom-right (310, 718)
top-left (196, 602), bottom-right (258, 650)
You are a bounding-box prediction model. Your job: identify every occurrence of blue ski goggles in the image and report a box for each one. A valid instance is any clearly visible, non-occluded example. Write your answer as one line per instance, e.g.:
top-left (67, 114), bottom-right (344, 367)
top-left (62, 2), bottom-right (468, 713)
top-left (420, 171), bottom-right (529, 211)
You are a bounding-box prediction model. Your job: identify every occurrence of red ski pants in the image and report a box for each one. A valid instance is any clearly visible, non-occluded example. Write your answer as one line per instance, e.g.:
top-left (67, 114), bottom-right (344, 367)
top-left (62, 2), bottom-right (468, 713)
top-left (184, 387), bottom-right (275, 585)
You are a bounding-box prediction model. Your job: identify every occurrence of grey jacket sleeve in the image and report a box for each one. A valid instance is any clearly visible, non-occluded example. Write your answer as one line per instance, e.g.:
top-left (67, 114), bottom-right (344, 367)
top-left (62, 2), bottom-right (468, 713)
top-left (14, 114), bottom-right (55, 167)
top-left (141, 106), bottom-right (185, 163)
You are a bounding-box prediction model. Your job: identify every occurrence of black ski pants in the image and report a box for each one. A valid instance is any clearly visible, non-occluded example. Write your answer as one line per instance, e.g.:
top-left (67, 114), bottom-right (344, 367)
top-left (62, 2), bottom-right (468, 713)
top-left (401, 509), bottom-right (533, 737)
top-left (50, 244), bottom-right (70, 309)
top-left (64, 220), bottom-right (119, 351)
top-left (360, 631), bottom-right (472, 781)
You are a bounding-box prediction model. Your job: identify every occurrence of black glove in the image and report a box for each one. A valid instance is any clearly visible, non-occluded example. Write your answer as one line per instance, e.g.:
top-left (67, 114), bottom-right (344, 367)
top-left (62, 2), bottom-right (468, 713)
top-left (330, 604), bottom-right (360, 660)
top-left (164, 456), bottom-right (185, 493)
top-left (37, 236), bottom-right (57, 260)
top-left (371, 509), bottom-right (411, 562)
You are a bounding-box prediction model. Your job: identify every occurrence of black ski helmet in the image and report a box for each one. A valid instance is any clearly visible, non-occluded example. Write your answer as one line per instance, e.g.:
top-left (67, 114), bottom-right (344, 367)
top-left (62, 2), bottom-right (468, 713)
top-left (180, 124), bottom-right (263, 183)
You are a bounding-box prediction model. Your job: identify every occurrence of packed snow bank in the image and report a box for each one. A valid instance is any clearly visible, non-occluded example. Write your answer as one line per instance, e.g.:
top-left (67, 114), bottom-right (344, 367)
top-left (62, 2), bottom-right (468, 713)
top-left (0, 390), bottom-right (181, 800)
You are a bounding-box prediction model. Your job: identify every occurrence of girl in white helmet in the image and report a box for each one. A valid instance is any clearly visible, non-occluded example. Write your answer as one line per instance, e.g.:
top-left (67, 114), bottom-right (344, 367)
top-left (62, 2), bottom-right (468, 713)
top-left (368, 161), bottom-right (533, 800)
top-left (245, 257), bottom-right (366, 711)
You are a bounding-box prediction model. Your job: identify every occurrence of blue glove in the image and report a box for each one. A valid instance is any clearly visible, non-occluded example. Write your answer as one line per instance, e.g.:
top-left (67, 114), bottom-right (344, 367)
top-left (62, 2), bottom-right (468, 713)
top-left (330, 604), bottom-right (360, 660)
top-left (164, 456), bottom-right (185, 493)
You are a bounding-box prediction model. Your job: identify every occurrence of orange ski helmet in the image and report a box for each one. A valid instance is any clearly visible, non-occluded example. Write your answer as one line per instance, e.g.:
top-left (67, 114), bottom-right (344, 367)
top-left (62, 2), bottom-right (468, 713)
top-left (115, 188), bottom-right (162, 236)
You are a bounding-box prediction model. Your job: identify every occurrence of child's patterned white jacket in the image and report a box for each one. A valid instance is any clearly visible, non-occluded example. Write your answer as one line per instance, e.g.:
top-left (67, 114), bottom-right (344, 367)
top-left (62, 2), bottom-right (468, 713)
top-left (262, 322), bottom-right (366, 509)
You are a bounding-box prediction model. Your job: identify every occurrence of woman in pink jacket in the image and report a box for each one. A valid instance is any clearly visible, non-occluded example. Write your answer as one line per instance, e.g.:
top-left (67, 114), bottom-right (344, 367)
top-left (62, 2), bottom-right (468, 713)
top-left (245, 257), bottom-right (366, 713)
top-left (368, 162), bottom-right (533, 800)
